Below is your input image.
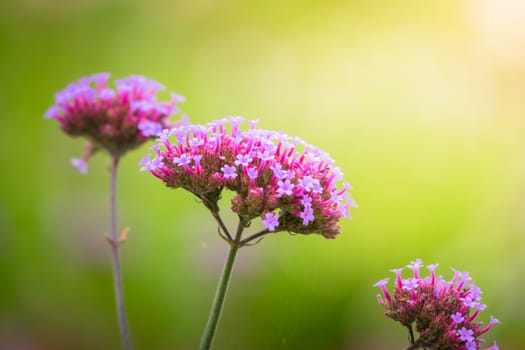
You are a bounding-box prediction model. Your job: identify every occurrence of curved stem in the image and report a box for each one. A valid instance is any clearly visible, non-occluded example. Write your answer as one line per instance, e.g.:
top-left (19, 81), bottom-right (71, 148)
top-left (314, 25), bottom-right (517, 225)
top-left (210, 211), bottom-right (233, 241)
top-left (239, 228), bottom-right (272, 245)
top-left (199, 243), bottom-right (239, 350)
top-left (109, 155), bottom-right (133, 350)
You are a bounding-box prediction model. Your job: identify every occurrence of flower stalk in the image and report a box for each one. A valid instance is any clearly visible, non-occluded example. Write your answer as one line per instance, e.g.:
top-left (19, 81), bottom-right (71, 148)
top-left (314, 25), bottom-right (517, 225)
top-left (199, 242), bottom-right (239, 350)
top-left (199, 214), bottom-right (246, 350)
top-left (108, 155), bottom-right (132, 350)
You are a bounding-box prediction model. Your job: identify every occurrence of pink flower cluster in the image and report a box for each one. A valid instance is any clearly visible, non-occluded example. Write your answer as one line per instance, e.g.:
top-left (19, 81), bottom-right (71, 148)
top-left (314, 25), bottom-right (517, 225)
top-left (141, 117), bottom-right (356, 238)
top-left (374, 259), bottom-right (499, 350)
top-left (45, 73), bottom-right (186, 173)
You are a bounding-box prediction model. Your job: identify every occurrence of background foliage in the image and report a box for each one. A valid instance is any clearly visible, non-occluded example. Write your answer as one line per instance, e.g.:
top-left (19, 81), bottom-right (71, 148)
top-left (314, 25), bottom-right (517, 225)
top-left (1, 0), bottom-right (524, 349)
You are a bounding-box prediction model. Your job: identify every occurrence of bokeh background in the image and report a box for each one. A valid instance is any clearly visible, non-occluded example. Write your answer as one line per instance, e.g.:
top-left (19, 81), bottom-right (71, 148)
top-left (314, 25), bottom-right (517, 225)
top-left (1, 0), bottom-right (525, 349)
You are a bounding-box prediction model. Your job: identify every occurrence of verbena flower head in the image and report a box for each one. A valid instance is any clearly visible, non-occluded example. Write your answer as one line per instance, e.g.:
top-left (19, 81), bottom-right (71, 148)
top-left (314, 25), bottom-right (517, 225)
top-left (45, 73), bottom-right (187, 172)
top-left (141, 117), bottom-right (356, 238)
top-left (374, 259), bottom-right (500, 350)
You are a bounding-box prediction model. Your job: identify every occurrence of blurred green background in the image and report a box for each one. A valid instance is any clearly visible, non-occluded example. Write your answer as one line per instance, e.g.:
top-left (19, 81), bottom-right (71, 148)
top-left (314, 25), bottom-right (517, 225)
top-left (1, 0), bottom-right (524, 349)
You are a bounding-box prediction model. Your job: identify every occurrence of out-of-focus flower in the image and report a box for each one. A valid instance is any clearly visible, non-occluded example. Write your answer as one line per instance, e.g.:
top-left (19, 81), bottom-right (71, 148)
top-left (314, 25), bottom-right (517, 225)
top-left (374, 259), bottom-right (499, 350)
top-left (141, 117), bottom-right (356, 239)
top-left (45, 73), bottom-right (187, 172)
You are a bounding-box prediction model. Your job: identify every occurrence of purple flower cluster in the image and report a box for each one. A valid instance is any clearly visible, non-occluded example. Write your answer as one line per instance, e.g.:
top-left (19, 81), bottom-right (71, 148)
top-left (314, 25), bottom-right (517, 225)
top-left (45, 73), bottom-right (186, 172)
top-left (374, 259), bottom-right (499, 350)
top-left (141, 117), bottom-right (356, 238)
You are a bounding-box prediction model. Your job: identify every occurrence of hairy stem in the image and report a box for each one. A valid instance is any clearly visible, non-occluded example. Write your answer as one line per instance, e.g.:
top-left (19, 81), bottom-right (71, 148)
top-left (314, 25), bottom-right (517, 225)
top-left (109, 155), bottom-right (132, 350)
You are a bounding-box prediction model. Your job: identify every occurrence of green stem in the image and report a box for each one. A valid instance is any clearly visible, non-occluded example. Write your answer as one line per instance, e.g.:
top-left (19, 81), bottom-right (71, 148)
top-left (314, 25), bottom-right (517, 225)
top-left (239, 228), bottom-right (271, 245)
top-left (109, 155), bottom-right (132, 350)
top-left (408, 324), bottom-right (415, 345)
top-left (199, 243), bottom-right (239, 350)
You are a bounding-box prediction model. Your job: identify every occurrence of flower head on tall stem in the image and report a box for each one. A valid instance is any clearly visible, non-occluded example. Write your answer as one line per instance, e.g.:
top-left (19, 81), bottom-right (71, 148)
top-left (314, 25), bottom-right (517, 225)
top-left (45, 73), bottom-right (187, 173)
top-left (142, 117), bottom-right (356, 350)
top-left (45, 73), bottom-right (187, 350)
top-left (142, 117), bottom-right (356, 242)
top-left (374, 259), bottom-right (500, 350)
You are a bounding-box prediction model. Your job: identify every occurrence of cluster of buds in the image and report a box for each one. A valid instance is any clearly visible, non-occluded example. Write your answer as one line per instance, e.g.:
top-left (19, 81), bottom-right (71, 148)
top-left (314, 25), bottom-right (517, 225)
top-left (141, 117), bottom-right (356, 239)
top-left (44, 73), bottom-right (186, 173)
top-left (374, 259), bottom-right (499, 350)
